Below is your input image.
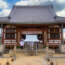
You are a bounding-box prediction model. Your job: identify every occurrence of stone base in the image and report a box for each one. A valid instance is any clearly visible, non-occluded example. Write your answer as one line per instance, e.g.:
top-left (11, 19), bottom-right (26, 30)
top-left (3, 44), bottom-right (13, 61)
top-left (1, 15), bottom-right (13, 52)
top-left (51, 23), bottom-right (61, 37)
top-left (60, 44), bottom-right (65, 53)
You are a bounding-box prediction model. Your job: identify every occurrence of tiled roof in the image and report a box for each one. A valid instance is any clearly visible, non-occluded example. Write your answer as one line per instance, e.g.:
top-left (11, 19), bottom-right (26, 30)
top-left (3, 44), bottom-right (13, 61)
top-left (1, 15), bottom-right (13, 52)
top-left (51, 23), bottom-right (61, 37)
top-left (0, 5), bottom-right (65, 24)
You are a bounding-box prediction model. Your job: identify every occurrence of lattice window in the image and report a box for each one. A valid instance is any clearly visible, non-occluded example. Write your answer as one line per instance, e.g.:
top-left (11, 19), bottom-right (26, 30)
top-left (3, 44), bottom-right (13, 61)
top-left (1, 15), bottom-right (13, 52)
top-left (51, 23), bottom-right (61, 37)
top-left (50, 28), bottom-right (60, 39)
top-left (50, 33), bottom-right (60, 39)
top-left (5, 28), bottom-right (16, 39)
top-left (5, 33), bottom-right (15, 39)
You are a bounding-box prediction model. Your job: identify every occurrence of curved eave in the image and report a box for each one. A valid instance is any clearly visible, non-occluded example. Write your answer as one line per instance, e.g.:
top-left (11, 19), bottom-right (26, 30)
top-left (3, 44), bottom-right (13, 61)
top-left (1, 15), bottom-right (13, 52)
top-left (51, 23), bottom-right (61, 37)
top-left (56, 16), bottom-right (65, 23)
top-left (0, 17), bottom-right (9, 24)
top-left (9, 21), bottom-right (59, 24)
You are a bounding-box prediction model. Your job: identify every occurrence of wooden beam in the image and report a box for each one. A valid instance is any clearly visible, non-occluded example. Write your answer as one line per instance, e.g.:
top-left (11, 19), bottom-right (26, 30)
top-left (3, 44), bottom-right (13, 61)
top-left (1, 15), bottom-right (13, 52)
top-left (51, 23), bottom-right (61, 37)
top-left (61, 24), bottom-right (64, 44)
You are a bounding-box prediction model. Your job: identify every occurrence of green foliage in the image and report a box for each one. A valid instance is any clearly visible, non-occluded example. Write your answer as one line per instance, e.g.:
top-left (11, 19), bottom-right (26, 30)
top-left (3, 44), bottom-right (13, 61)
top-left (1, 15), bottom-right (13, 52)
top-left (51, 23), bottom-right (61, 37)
top-left (16, 46), bottom-right (21, 48)
top-left (43, 45), bottom-right (46, 48)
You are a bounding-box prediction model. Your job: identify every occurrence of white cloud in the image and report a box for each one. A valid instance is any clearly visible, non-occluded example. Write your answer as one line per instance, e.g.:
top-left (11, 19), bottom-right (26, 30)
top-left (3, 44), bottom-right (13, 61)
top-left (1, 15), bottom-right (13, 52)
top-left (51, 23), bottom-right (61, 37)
top-left (54, 0), bottom-right (65, 17)
top-left (0, 0), bottom-right (10, 17)
top-left (0, 9), bottom-right (11, 17)
top-left (57, 9), bottom-right (65, 17)
top-left (15, 0), bottom-right (49, 6)
top-left (56, 0), bottom-right (65, 3)
top-left (0, 0), bottom-right (8, 9)
top-left (16, 0), bottom-right (29, 6)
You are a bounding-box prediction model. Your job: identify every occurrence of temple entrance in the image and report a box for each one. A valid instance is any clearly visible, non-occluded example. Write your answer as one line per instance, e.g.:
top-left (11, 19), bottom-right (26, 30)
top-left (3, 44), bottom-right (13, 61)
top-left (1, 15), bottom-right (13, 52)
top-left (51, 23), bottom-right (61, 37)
top-left (17, 27), bottom-right (48, 55)
top-left (20, 30), bottom-right (44, 50)
top-left (20, 33), bottom-right (44, 55)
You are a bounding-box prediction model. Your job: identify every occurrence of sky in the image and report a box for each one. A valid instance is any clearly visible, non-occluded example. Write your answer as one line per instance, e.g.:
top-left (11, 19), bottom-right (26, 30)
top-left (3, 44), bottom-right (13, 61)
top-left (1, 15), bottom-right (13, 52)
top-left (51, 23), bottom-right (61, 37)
top-left (0, 0), bottom-right (65, 17)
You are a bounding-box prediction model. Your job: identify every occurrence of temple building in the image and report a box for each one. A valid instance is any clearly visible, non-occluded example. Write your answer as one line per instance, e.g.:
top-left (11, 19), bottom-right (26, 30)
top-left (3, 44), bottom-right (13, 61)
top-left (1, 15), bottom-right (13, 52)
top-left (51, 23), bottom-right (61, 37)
top-left (0, 5), bottom-right (65, 49)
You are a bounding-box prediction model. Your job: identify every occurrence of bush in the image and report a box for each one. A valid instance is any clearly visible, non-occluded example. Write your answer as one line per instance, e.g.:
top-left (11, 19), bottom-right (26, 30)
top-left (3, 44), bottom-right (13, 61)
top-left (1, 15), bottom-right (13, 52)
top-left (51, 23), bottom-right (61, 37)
top-left (16, 46), bottom-right (21, 48)
top-left (43, 45), bottom-right (46, 48)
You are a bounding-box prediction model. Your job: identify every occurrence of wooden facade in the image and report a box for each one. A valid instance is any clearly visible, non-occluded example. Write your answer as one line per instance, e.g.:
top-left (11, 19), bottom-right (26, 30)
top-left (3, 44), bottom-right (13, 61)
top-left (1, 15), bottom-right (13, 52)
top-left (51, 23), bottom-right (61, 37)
top-left (2, 24), bottom-right (62, 48)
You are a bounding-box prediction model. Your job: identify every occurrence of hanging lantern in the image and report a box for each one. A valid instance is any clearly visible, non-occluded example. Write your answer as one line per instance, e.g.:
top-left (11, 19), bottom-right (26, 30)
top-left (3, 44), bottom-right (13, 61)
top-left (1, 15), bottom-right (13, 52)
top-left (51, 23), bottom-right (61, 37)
top-left (37, 34), bottom-right (42, 40)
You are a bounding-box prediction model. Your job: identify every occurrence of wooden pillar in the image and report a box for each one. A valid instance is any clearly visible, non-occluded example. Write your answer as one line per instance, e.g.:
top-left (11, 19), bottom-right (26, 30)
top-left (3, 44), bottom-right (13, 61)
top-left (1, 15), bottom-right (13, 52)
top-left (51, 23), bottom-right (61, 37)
top-left (44, 28), bottom-right (48, 46)
top-left (42, 28), bottom-right (45, 45)
top-left (61, 24), bottom-right (64, 44)
top-left (17, 28), bottom-right (21, 46)
top-left (42, 31), bottom-right (44, 45)
top-left (1, 24), bottom-right (3, 45)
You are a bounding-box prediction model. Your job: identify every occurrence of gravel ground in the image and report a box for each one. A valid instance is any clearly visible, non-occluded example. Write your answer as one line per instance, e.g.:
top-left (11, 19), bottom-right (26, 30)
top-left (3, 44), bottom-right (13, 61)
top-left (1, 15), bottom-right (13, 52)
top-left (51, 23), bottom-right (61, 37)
top-left (15, 53), bottom-right (65, 65)
top-left (0, 53), bottom-right (65, 65)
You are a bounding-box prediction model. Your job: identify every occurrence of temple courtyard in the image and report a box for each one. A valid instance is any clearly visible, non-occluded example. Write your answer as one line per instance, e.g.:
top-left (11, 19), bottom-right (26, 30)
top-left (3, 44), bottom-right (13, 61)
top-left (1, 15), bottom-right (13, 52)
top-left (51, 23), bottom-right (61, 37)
top-left (0, 52), bottom-right (65, 65)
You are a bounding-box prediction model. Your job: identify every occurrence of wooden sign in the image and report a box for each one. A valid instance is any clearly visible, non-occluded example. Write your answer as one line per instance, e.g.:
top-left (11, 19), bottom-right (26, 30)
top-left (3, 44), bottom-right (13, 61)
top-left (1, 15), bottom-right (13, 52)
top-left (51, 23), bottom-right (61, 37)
top-left (22, 31), bottom-right (42, 34)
